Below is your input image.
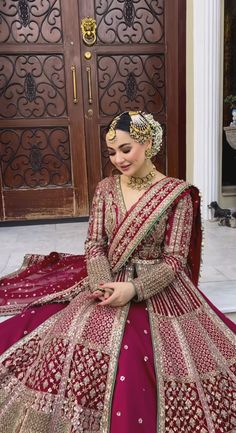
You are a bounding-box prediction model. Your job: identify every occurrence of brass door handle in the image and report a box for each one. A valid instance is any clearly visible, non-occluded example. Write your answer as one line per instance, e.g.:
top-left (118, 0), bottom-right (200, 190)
top-left (86, 66), bottom-right (93, 104)
top-left (71, 65), bottom-right (79, 104)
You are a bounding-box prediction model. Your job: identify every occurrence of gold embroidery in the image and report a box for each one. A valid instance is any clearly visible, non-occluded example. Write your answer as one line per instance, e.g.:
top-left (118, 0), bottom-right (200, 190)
top-left (132, 194), bottom-right (194, 301)
top-left (85, 179), bottom-right (113, 292)
top-left (100, 305), bottom-right (129, 433)
top-left (109, 177), bottom-right (190, 272)
top-left (0, 175), bottom-right (235, 433)
top-left (0, 289), bottom-right (129, 433)
top-left (148, 303), bottom-right (236, 433)
top-left (0, 395), bottom-right (71, 433)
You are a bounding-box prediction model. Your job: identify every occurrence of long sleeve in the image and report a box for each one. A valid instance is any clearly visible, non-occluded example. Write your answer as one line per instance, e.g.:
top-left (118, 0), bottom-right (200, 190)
top-left (84, 181), bottom-right (113, 292)
top-left (132, 193), bottom-right (193, 301)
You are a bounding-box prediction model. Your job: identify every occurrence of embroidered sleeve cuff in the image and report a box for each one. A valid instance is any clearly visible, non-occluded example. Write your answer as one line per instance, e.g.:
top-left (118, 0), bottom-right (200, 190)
top-left (130, 279), bottom-right (145, 302)
top-left (86, 255), bottom-right (113, 293)
top-left (132, 262), bottom-right (175, 302)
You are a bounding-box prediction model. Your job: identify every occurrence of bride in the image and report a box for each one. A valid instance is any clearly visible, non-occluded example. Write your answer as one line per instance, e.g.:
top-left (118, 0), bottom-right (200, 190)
top-left (0, 111), bottom-right (235, 433)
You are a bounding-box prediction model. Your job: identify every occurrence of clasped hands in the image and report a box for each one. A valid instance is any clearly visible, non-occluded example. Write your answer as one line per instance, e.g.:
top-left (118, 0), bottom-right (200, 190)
top-left (91, 281), bottom-right (136, 307)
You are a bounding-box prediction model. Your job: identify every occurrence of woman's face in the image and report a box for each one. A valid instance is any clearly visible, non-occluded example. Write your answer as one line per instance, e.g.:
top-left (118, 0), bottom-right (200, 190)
top-left (106, 129), bottom-right (151, 177)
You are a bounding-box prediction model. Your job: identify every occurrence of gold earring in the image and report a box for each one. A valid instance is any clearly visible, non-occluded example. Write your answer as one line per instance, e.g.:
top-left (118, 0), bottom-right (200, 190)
top-left (145, 148), bottom-right (153, 159)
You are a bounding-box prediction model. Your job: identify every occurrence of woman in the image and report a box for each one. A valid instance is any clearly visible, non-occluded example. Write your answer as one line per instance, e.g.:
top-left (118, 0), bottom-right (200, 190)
top-left (0, 111), bottom-right (235, 433)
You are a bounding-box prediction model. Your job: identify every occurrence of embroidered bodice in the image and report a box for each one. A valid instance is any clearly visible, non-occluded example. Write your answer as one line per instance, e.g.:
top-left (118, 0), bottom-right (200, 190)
top-left (102, 176), bottom-right (168, 260)
top-left (85, 176), bottom-right (194, 301)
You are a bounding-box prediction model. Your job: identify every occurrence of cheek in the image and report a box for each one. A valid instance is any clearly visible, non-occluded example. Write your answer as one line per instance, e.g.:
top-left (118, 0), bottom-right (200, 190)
top-left (130, 147), bottom-right (145, 161)
top-left (109, 155), bottom-right (119, 166)
top-left (109, 155), bottom-right (115, 164)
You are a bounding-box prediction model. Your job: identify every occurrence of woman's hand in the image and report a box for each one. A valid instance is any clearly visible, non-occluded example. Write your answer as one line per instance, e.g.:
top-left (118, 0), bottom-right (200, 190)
top-left (92, 282), bottom-right (136, 307)
top-left (91, 287), bottom-right (114, 303)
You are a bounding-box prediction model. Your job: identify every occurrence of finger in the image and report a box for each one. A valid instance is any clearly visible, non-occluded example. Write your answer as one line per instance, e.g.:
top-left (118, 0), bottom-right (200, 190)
top-left (92, 290), bottom-right (105, 296)
top-left (104, 288), bottom-right (114, 295)
top-left (93, 296), bottom-right (104, 302)
top-left (97, 293), bottom-right (117, 306)
top-left (98, 287), bottom-right (114, 296)
top-left (91, 291), bottom-right (105, 301)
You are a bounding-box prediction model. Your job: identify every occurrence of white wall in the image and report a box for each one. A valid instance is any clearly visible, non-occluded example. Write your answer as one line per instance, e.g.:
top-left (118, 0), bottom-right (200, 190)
top-left (186, 0), bottom-right (236, 217)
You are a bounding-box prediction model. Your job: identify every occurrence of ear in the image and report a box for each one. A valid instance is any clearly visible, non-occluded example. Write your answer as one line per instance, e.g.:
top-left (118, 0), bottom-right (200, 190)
top-left (144, 138), bottom-right (152, 150)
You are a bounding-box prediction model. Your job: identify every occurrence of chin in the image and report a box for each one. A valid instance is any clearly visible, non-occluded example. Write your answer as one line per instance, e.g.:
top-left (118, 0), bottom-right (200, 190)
top-left (127, 167), bottom-right (143, 177)
top-left (122, 168), bottom-right (136, 176)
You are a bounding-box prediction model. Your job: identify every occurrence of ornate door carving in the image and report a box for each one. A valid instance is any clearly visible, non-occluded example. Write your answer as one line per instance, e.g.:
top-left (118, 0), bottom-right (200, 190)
top-left (0, 0), bottom-right (186, 220)
top-left (0, 0), bottom-right (88, 220)
top-left (79, 0), bottom-right (186, 202)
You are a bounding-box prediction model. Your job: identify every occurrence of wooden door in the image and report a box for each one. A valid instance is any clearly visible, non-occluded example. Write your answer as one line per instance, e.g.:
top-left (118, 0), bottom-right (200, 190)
top-left (79, 0), bottom-right (186, 202)
top-left (0, 0), bottom-right (88, 220)
top-left (0, 0), bottom-right (186, 220)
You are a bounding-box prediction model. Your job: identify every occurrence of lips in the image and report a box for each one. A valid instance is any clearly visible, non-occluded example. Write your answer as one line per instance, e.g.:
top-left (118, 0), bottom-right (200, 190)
top-left (119, 164), bottom-right (131, 171)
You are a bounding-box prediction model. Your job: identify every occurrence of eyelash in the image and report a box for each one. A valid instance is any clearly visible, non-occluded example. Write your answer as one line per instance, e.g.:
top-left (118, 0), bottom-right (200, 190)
top-left (109, 149), bottom-right (131, 156)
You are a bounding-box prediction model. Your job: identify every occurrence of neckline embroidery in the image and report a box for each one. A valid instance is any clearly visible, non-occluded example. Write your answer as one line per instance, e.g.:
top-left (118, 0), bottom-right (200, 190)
top-left (116, 175), bottom-right (169, 215)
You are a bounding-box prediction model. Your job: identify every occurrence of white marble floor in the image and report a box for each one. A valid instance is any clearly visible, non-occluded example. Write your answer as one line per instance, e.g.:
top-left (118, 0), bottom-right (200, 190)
top-left (199, 221), bottom-right (236, 321)
top-left (0, 219), bottom-right (236, 322)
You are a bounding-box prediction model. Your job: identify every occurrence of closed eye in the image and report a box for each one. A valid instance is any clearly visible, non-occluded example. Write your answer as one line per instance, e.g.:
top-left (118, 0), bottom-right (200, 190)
top-left (108, 147), bottom-right (131, 156)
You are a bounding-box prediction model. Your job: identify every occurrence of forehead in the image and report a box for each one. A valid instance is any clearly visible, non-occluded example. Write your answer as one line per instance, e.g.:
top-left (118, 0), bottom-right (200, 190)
top-left (106, 129), bottom-right (133, 149)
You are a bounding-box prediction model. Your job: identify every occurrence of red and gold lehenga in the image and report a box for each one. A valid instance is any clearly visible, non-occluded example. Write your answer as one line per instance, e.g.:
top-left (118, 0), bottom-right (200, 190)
top-left (0, 176), bottom-right (235, 433)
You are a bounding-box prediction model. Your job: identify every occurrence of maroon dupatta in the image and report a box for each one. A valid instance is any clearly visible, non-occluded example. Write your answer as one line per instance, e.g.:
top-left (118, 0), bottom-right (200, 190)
top-left (108, 177), bottom-right (202, 285)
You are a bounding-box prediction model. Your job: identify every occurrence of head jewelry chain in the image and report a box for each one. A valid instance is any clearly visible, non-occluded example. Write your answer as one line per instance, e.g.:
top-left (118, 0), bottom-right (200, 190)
top-left (107, 111), bottom-right (163, 157)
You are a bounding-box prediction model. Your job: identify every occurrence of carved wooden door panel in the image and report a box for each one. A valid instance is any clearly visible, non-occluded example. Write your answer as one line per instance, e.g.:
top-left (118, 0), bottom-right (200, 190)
top-left (0, 0), bottom-right (186, 220)
top-left (0, 0), bottom-right (88, 220)
top-left (79, 0), bottom-right (186, 202)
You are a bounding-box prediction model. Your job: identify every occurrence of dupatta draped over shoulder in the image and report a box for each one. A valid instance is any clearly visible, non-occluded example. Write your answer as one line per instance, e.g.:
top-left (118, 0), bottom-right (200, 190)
top-left (0, 176), bottom-right (235, 433)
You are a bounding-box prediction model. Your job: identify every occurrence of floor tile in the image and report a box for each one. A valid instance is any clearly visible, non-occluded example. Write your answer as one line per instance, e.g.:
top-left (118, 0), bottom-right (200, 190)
top-left (202, 248), bottom-right (236, 266)
top-left (200, 265), bottom-right (228, 283)
top-left (215, 265), bottom-right (236, 281)
top-left (199, 281), bottom-right (236, 313)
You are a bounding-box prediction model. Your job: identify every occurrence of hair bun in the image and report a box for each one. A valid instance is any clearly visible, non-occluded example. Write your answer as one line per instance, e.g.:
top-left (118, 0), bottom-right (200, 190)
top-left (141, 113), bottom-right (163, 156)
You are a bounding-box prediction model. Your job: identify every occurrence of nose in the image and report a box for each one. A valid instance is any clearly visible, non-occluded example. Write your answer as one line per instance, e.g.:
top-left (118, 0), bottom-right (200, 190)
top-left (114, 151), bottom-right (125, 165)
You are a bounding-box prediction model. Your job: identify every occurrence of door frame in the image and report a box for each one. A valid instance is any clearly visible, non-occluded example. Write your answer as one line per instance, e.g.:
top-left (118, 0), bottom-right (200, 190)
top-left (166, 0), bottom-right (186, 179)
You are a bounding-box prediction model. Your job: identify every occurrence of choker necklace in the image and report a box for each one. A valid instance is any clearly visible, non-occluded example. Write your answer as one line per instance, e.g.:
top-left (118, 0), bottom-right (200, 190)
top-left (127, 166), bottom-right (157, 190)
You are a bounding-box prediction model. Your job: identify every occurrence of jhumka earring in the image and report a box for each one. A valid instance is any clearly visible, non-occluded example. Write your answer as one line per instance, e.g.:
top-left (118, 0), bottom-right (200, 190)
top-left (145, 148), bottom-right (153, 159)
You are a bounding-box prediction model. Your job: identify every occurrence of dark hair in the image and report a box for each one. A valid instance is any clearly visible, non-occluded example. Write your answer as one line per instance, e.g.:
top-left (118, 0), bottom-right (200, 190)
top-left (106, 111), bottom-right (163, 155)
top-left (106, 112), bottom-right (131, 134)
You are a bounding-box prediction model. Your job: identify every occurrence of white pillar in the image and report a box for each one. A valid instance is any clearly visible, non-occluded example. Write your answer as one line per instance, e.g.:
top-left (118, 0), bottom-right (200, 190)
top-left (193, 0), bottom-right (223, 219)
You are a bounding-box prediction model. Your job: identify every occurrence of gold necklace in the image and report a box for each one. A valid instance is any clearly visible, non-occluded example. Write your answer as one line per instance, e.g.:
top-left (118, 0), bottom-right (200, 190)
top-left (127, 166), bottom-right (157, 190)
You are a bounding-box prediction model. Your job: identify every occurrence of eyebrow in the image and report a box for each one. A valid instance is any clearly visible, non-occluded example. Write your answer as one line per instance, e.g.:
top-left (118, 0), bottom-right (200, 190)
top-left (107, 142), bottom-right (131, 150)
